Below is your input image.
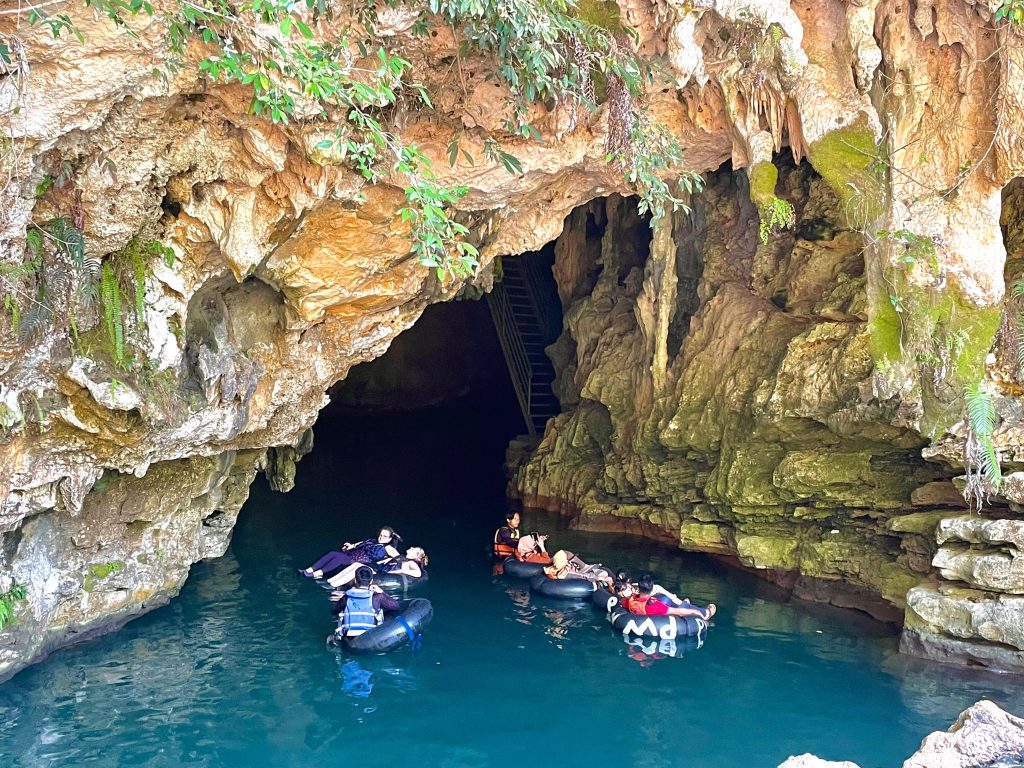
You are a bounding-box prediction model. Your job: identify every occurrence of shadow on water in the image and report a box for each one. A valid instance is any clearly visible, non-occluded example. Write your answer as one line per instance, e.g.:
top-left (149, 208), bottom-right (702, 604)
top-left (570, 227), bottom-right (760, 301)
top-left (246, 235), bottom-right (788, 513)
top-left (2, 389), bottom-right (1024, 767)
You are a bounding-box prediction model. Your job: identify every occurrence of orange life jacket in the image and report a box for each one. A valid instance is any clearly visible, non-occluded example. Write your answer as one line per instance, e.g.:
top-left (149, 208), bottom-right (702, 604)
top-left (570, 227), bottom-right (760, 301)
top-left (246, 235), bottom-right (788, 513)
top-left (625, 594), bottom-right (653, 615)
top-left (518, 552), bottom-right (552, 564)
top-left (493, 526), bottom-right (519, 557)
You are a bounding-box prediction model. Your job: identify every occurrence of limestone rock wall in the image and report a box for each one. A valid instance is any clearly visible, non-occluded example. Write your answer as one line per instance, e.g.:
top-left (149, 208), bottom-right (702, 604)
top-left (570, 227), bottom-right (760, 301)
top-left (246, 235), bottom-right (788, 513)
top-left (510, 162), bottom-right (1024, 672)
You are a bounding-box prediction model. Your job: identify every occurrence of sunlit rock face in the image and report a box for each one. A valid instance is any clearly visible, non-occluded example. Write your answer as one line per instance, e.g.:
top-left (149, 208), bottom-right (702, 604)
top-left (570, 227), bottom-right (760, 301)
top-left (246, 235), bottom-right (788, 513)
top-left (778, 700), bottom-right (1024, 768)
top-left (510, 160), bottom-right (1024, 673)
top-left (1, 0), bottom-right (1023, 680)
top-left (511, 169), bottom-right (935, 627)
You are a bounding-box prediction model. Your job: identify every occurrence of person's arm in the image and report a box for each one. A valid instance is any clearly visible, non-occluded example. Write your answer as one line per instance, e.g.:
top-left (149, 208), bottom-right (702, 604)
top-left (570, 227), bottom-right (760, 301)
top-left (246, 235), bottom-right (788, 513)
top-left (373, 589), bottom-right (400, 612)
top-left (667, 604), bottom-right (705, 618)
top-left (382, 545), bottom-right (400, 559)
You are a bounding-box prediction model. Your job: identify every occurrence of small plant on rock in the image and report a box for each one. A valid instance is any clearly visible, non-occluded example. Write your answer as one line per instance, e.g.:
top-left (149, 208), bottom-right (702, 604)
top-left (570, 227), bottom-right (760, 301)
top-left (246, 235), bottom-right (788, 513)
top-left (0, 583), bottom-right (28, 631)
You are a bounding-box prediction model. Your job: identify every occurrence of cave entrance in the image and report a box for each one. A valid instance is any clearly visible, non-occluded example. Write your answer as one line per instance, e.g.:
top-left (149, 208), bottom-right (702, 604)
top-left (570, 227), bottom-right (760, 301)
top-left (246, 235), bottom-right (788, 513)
top-left (283, 235), bottom-right (568, 560)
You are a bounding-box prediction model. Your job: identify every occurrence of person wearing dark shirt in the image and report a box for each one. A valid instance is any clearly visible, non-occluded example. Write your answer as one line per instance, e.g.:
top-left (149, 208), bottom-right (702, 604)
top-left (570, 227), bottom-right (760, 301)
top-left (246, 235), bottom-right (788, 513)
top-left (492, 511), bottom-right (521, 575)
top-left (493, 511), bottom-right (521, 558)
top-left (301, 527), bottom-right (402, 579)
top-left (330, 567), bottom-right (400, 637)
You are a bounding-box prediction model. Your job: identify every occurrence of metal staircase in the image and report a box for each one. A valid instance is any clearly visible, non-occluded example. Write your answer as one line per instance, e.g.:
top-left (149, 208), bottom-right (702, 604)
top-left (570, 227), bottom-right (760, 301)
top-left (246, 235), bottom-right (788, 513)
top-left (486, 255), bottom-right (561, 438)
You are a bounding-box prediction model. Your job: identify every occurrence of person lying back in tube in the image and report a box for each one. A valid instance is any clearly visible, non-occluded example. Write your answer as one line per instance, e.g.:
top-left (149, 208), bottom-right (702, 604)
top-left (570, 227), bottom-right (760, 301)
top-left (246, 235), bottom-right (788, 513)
top-left (621, 573), bottom-right (716, 621)
top-left (515, 534), bottom-right (552, 564)
top-left (614, 569), bottom-right (690, 608)
top-left (544, 550), bottom-right (613, 586)
top-left (300, 526), bottom-right (403, 579)
top-left (326, 546), bottom-right (429, 590)
top-left (330, 567), bottom-right (400, 639)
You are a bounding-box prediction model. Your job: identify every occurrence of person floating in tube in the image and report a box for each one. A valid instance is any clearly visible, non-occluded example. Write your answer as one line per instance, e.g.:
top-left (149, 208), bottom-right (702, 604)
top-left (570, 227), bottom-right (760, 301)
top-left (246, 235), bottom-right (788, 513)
top-left (622, 573), bottom-right (716, 621)
top-left (300, 526), bottom-right (403, 579)
top-left (543, 550), bottom-right (613, 586)
top-left (326, 545), bottom-right (429, 590)
top-left (492, 511), bottom-right (523, 575)
top-left (330, 566), bottom-right (400, 639)
top-left (515, 534), bottom-right (552, 564)
top-left (614, 569), bottom-right (692, 608)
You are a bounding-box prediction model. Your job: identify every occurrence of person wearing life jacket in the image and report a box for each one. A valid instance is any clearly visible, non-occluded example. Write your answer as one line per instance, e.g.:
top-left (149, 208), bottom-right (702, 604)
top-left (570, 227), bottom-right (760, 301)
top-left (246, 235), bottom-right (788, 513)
top-left (615, 569), bottom-right (692, 609)
top-left (493, 511), bottom-right (521, 559)
top-left (300, 527), bottom-right (402, 579)
top-left (492, 511), bottom-right (521, 574)
top-left (376, 547), bottom-right (428, 578)
top-left (624, 574), bottom-right (716, 621)
top-left (331, 567), bottom-right (400, 638)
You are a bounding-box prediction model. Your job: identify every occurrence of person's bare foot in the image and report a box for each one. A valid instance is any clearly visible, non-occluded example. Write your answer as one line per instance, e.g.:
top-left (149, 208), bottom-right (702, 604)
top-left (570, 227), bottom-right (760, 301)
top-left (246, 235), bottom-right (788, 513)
top-left (703, 604), bottom-right (717, 620)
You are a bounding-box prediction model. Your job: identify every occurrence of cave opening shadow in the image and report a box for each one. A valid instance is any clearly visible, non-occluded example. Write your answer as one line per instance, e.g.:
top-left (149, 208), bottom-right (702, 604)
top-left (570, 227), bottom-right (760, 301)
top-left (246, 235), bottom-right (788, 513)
top-left (286, 296), bottom-right (533, 568)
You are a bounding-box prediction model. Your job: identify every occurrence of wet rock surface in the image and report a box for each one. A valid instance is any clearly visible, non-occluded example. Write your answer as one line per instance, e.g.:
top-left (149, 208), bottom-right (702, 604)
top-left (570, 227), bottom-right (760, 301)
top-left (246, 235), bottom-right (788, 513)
top-left (778, 701), bottom-right (1024, 768)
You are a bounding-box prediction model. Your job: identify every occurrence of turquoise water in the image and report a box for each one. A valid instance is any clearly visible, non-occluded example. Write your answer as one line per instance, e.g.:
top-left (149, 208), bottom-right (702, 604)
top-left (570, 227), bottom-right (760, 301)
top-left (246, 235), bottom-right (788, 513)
top-left (3, 397), bottom-right (1024, 768)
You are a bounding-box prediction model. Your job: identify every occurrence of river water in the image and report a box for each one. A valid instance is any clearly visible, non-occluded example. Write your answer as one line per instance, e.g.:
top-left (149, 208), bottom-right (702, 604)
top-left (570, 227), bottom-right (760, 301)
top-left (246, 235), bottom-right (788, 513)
top-left (2, 395), bottom-right (1023, 768)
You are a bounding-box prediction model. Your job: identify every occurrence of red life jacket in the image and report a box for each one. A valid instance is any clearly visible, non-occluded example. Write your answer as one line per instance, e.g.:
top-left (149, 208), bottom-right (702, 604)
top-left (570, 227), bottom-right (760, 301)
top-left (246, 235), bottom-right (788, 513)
top-left (625, 594), bottom-right (653, 615)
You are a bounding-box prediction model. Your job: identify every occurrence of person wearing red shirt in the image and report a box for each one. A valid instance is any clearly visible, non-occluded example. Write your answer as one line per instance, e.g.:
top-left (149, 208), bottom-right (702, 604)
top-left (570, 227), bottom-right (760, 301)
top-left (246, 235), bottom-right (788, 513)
top-left (624, 574), bottom-right (716, 620)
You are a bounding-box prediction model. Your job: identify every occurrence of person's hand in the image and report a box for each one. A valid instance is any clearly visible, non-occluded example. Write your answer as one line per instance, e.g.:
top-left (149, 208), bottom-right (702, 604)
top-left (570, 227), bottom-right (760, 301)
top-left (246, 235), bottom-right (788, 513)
top-left (341, 543), bottom-right (353, 550)
top-left (371, 584), bottom-right (383, 594)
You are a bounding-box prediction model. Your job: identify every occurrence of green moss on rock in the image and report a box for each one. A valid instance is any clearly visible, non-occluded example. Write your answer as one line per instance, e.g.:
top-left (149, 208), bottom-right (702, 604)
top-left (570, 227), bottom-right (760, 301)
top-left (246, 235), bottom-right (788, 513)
top-left (868, 291), bottom-right (903, 368)
top-left (748, 161), bottom-right (779, 207)
top-left (806, 121), bottom-right (883, 226)
top-left (735, 533), bottom-right (801, 570)
top-left (83, 560), bottom-right (125, 592)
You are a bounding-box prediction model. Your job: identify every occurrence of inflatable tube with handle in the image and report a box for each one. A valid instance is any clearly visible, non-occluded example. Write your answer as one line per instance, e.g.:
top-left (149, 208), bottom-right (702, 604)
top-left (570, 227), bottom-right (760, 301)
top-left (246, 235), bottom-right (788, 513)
top-left (593, 588), bottom-right (707, 639)
top-left (502, 558), bottom-right (546, 579)
top-left (529, 574), bottom-right (596, 598)
top-left (333, 598), bottom-right (434, 654)
top-left (373, 569), bottom-right (429, 594)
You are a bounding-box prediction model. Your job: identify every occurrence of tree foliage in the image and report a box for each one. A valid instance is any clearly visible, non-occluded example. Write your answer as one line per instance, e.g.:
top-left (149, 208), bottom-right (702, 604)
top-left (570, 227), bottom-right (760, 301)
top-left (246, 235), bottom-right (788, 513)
top-left (14, 0), bottom-right (700, 276)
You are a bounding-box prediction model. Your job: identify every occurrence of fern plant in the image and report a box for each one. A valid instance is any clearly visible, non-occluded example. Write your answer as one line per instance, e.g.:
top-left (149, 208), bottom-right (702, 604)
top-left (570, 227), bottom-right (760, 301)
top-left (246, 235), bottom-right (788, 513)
top-left (100, 262), bottom-right (126, 368)
top-left (758, 196), bottom-right (795, 244)
top-left (963, 383), bottom-right (1001, 511)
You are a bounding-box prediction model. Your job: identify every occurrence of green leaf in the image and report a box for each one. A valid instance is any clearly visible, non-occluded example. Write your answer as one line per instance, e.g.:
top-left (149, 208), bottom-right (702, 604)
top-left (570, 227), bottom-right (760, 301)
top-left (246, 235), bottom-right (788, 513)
top-left (34, 176), bottom-right (53, 198)
top-left (966, 383), bottom-right (996, 437)
top-left (499, 150), bottom-right (523, 175)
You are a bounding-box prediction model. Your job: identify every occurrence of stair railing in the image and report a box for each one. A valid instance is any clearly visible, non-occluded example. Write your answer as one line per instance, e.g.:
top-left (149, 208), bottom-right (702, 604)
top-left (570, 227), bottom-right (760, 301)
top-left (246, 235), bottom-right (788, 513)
top-left (519, 255), bottom-right (562, 341)
top-left (486, 282), bottom-right (535, 437)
